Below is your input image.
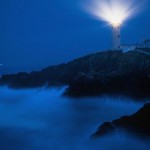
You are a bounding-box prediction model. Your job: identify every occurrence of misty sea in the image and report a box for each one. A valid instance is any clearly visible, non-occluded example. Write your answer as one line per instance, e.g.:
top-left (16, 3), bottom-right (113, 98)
top-left (0, 86), bottom-right (149, 150)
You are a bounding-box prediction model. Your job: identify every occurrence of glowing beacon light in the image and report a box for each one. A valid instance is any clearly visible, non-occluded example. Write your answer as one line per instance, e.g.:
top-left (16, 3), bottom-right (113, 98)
top-left (84, 0), bottom-right (141, 50)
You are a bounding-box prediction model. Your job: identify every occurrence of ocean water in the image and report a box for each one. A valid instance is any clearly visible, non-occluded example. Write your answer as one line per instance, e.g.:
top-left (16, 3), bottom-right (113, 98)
top-left (0, 86), bottom-right (149, 150)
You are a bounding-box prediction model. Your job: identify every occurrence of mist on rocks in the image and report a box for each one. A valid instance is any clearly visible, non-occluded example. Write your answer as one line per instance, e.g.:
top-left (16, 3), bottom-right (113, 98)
top-left (0, 86), bottom-right (149, 150)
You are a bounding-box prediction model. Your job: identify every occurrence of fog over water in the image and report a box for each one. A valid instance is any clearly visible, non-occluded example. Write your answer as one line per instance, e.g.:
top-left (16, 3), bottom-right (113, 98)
top-left (0, 86), bottom-right (149, 150)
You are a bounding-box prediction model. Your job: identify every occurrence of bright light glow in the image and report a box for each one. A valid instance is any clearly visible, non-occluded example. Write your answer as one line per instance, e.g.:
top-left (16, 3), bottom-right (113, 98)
top-left (84, 0), bottom-right (143, 26)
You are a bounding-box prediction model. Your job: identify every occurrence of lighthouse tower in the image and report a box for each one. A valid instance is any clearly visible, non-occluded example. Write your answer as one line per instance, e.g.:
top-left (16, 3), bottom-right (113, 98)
top-left (112, 24), bottom-right (121, 50)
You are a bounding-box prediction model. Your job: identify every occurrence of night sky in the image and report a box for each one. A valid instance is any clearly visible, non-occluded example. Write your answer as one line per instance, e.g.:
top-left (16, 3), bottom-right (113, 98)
top-left (0, 0), bottom-right (150, 73)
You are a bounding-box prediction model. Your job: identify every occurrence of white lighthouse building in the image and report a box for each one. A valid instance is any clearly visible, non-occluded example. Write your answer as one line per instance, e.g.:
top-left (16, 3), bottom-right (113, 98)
top-left (112, 24), bottom-right (121, 50)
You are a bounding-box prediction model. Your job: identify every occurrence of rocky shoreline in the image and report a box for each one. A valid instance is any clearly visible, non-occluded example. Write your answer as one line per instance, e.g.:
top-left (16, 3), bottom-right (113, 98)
top-left (92, 103), bottom-right (150, 138)
top-left (0, 49), bottom-right (150, 138)
top-left (0, 50), bottom-right (150, 99)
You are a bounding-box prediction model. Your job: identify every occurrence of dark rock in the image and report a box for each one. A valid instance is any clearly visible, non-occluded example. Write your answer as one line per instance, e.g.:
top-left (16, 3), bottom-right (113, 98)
top-left (0, 50), bottom-right (150, 98)
top-left (92, 103), bottom-right (150, 138)
top-left (92, 122), bottom-right (117, 138)
top-left (65, 70), bottom-right (150, 99)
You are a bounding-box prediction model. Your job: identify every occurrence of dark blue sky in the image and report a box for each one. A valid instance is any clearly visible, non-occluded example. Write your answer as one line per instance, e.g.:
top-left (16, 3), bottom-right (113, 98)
top-left (0, 0), bottom-right (150, 72)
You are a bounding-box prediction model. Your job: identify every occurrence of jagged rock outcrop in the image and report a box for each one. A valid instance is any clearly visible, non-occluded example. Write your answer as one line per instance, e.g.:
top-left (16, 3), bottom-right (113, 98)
top-left (0, 50), bottom-right (150, 98)
top-left (92, 103), bottom-right (150, 138)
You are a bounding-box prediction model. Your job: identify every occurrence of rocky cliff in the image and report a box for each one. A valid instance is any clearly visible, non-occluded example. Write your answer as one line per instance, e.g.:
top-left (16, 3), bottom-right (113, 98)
top-left (0, 50), bottom-right (150, 98)
top-left (92, 103), bottom-right (150, 138)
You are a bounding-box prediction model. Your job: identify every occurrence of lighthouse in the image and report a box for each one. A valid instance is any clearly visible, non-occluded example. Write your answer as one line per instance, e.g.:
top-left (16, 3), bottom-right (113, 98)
top-left (112, 24), bottom-right (121, 50)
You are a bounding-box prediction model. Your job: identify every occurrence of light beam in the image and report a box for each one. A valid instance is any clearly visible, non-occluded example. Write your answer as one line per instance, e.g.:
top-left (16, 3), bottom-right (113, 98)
top-left (83, 0), bottom-right (145, 50)
top-left (84, 0), bottom-right (141, 25)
